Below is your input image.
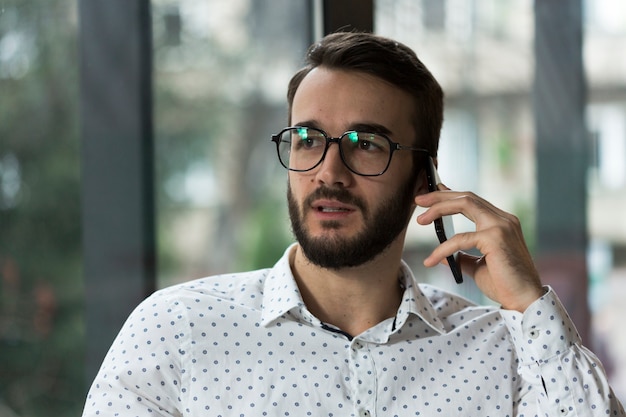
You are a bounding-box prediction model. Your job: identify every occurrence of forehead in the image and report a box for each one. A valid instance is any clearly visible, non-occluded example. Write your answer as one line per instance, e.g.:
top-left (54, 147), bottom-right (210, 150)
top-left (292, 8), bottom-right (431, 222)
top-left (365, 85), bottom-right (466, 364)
top-left (291, 67), bottom-right (416, 137)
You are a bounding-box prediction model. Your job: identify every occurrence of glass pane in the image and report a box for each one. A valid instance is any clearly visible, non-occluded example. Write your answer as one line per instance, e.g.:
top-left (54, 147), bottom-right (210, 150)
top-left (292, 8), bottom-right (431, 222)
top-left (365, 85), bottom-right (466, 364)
top-left (376, 0), bottom-right (626, 403)
top-left (377, 0), bottom-right (532, 298)
top-left (0, 1), bottom-right (83, 415)
top-left (152, 0), bottom-right (310, 288)
top-left (585, 0), bottom-right (626, 402)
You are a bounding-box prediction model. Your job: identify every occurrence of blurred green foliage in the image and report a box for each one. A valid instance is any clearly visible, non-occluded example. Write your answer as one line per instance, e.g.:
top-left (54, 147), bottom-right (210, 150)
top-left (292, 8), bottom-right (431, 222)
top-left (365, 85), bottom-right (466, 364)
top-left (0, 2), bottom-right (300, 414)
top-left (0, 0), bottom-right (84, 415)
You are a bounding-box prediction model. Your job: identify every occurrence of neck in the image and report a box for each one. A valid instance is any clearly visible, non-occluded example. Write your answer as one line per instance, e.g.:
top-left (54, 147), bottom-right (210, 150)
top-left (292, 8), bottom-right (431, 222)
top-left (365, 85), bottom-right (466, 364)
top-left (290, 240), bottom-right (405, 337)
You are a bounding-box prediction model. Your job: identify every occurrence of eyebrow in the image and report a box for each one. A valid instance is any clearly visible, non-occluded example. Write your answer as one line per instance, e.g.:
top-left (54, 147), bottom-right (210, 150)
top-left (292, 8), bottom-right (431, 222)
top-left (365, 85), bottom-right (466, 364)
top-left (291, 120), bottom-right (320, 130)
top-left (292, 120), bottom-right (394, 137)
top-left (347, 122), bottom-right (393, 136)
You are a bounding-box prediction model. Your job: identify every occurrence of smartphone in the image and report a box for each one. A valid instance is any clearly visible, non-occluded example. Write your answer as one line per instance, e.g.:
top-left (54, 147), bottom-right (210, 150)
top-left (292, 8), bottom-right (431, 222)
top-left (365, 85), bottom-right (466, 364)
top-left (424, 157), bottom-right (463, 284)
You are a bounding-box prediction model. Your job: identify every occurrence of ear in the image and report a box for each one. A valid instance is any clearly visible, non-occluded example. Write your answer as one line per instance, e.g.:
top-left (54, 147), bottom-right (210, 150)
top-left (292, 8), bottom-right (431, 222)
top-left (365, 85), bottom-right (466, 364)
top-left (413, 157), bottom-right (437, 196)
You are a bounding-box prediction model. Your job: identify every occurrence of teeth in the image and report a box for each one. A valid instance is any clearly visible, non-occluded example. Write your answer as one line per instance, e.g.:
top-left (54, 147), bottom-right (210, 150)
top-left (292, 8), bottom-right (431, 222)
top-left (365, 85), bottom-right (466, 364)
top-left (320, 207), bottom-right (348, 212)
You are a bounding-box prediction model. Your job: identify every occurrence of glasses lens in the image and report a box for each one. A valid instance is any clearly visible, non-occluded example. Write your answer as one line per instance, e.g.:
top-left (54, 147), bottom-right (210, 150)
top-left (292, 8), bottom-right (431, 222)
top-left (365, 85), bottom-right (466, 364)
top-left (277, 127), bottom-right (326, 171)
top-left (340, 132), bottom-right (392, 175)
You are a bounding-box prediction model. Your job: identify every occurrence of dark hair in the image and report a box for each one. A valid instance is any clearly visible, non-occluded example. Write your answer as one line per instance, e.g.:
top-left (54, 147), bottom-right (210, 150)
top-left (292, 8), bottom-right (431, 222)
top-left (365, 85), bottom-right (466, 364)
top-left (287, 32), bottom-right (444, 157)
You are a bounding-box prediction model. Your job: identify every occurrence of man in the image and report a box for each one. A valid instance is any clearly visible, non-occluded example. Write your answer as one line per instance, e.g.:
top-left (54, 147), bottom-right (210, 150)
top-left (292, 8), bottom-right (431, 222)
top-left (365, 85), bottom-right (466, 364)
top-left (82, 32), bottom-right (625, 416)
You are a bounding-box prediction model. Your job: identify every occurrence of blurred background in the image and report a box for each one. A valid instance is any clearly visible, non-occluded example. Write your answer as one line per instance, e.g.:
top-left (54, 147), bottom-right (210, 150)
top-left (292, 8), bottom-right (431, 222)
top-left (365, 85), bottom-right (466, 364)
top-left (1, 0), bottom-right (625, 415)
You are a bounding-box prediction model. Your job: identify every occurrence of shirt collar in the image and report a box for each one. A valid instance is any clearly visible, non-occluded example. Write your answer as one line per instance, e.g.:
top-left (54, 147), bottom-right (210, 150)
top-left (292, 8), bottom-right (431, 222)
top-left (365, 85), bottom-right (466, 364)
top-left (260, 244), bottom-right (307, 327)
top-left (260, 244), bottom-right (447, 336)
top-left (395, 261), bottom-right (447, 335)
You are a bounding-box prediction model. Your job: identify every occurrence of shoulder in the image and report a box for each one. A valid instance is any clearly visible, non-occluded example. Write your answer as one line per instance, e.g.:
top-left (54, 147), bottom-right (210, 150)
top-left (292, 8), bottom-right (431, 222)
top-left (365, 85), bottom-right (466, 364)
top-left (108, 269), bottom-right (273, 348)
top-left (157, 268), bottom-right (270, 305)
top-left (126, 246), bottom-right (297, 328)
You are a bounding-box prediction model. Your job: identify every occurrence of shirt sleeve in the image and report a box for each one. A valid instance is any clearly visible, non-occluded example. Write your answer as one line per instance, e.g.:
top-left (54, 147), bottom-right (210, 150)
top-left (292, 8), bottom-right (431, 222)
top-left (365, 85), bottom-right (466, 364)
top-left (499, 286), bottom-right (625, 417)
top-left (81, 292), bottom-right (188, 417)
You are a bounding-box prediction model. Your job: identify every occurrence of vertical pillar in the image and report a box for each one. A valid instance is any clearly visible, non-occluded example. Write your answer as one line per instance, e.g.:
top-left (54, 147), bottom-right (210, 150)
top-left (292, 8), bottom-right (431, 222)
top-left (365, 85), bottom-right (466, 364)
top-left (534, 0), bottom-right (590, 343)
top-left (79, 0), bottom-right (155, 383)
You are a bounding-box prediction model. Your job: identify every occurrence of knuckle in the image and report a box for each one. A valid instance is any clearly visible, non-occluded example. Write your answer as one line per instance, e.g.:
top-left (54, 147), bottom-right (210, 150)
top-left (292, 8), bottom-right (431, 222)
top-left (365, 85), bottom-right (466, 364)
top-left (502, 214), bottom-right (522, 233)
top-left (482, 224), bottom-right (508, 243)
top-left (457, 192), bottom-right (484, 212)
top-left (508, 214), bottom-right (522, 228)
top-left (458, 192), bottom-right (477, 204)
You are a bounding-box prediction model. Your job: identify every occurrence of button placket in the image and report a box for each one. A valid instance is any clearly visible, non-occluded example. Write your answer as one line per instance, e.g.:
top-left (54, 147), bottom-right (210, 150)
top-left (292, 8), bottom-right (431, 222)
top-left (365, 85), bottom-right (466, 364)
top-left (350, 339), bottom-right (377, 417)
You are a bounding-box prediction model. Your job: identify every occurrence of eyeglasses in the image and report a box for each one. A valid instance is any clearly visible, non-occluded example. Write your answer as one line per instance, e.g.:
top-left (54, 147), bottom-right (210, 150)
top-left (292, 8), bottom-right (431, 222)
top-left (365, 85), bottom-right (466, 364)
top-left (271, 126), bottom-right (428, 176)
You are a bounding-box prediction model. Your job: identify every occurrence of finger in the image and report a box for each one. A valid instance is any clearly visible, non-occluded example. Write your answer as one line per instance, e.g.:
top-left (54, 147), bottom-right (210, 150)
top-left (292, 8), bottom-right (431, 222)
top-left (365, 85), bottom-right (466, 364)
top-left (418, 192), bottom-right (513, 227)
top-left (423, 231), bottom-right (474, 267)
top-left (415, 195), bottom-right (468, 225)
top-left (414, 189), bottom-right (454, 207)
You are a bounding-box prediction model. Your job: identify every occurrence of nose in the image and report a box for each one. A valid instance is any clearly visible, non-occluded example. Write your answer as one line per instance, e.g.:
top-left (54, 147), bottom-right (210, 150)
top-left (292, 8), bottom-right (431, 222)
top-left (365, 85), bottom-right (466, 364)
top-left (314, 142), bottom-right (353, 187)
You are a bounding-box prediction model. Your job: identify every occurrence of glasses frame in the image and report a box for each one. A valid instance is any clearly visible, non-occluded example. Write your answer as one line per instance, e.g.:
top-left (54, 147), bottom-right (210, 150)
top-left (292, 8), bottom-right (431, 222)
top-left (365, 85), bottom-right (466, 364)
top-left (271, 126), bottom-right (430, 176)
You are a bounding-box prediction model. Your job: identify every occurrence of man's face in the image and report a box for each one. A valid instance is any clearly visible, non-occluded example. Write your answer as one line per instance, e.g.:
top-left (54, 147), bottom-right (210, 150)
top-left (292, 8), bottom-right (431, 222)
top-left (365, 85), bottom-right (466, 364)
top-left (287, 67), bottom-right (422, 269)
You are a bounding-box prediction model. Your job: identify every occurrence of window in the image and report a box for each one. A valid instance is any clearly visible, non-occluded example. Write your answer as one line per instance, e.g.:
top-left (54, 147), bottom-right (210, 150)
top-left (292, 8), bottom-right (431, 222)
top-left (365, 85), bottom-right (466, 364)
top-left (0, 1), bottom-right (83, 415)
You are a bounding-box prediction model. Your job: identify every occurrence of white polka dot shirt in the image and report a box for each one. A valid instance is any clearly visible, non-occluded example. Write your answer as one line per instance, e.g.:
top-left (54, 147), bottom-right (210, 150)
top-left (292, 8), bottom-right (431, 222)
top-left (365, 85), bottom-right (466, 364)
top-left (83, 246), bottom-right (625, 416)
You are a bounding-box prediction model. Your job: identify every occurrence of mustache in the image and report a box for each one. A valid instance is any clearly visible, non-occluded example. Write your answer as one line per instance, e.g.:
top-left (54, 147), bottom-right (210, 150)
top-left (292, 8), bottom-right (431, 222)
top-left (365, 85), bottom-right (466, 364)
top-left (303, 186), bottom-right (367, 213)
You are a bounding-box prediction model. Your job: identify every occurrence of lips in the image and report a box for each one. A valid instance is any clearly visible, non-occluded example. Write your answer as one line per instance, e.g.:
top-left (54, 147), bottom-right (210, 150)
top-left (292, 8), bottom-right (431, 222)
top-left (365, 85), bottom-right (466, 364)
top-left (318, 206), bottom-right (350, 213)
top-left (311, 199), bottom-right (355, 215)
top-left (302, 187), bottom-right (366, 219)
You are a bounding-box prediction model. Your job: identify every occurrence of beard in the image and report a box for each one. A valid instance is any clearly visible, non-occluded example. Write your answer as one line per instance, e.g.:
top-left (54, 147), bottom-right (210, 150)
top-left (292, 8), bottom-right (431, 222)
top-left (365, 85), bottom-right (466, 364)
top-left (287, 176), bottom-right (417, 269)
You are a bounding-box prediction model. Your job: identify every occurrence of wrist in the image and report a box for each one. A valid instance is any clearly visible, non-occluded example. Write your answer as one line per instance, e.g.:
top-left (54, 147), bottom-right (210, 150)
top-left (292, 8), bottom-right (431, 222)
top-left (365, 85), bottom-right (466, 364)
top-left (501, 286), bottom-right (546, 313)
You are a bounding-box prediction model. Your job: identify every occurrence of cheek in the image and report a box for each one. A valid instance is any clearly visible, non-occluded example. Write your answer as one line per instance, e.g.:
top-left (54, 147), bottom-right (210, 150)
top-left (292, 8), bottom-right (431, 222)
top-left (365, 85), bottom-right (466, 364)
top-left (370, 176), bottom-right (413, 207)
top-left (288, 174), bottom-right (311, 202)
top-left (289, 172), bottom-right (315, 188)
top-left (371, 185), bottom-right (395, 204)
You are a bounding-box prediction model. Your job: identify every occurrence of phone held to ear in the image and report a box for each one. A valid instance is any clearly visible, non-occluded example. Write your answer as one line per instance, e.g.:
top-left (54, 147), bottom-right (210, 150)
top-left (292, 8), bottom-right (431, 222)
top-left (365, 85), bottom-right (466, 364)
top-left (425, 157), bottom-right (463, 284)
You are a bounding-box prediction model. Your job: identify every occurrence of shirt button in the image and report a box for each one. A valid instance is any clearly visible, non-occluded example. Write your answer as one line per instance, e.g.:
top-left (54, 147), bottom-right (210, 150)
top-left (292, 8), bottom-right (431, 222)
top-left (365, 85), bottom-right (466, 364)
top-left (529, 329), bottom-right (540, 339)
top-left (359, 410), bottom-right (371, 417)
top-left (559, 406), bottom-right (569, 415)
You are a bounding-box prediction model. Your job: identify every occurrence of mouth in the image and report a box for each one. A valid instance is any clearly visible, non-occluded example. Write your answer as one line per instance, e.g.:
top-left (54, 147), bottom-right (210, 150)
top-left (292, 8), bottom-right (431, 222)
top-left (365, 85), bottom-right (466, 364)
top-left (316, 205), bottom-right (352, 213)
top-left (311, 200), bottom-right (356, 216)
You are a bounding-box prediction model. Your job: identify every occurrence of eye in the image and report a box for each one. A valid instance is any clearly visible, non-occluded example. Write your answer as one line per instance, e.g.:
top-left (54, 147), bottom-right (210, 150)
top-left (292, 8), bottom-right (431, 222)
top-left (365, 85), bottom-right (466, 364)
top-left (293, 128), bottom-right (324, 150)
top-left (301, 138), bottom-right (315, 149)
top-left (349, 133), bottom-right (384, 152)
top-left (358, 139), bottom-right (375, 150)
